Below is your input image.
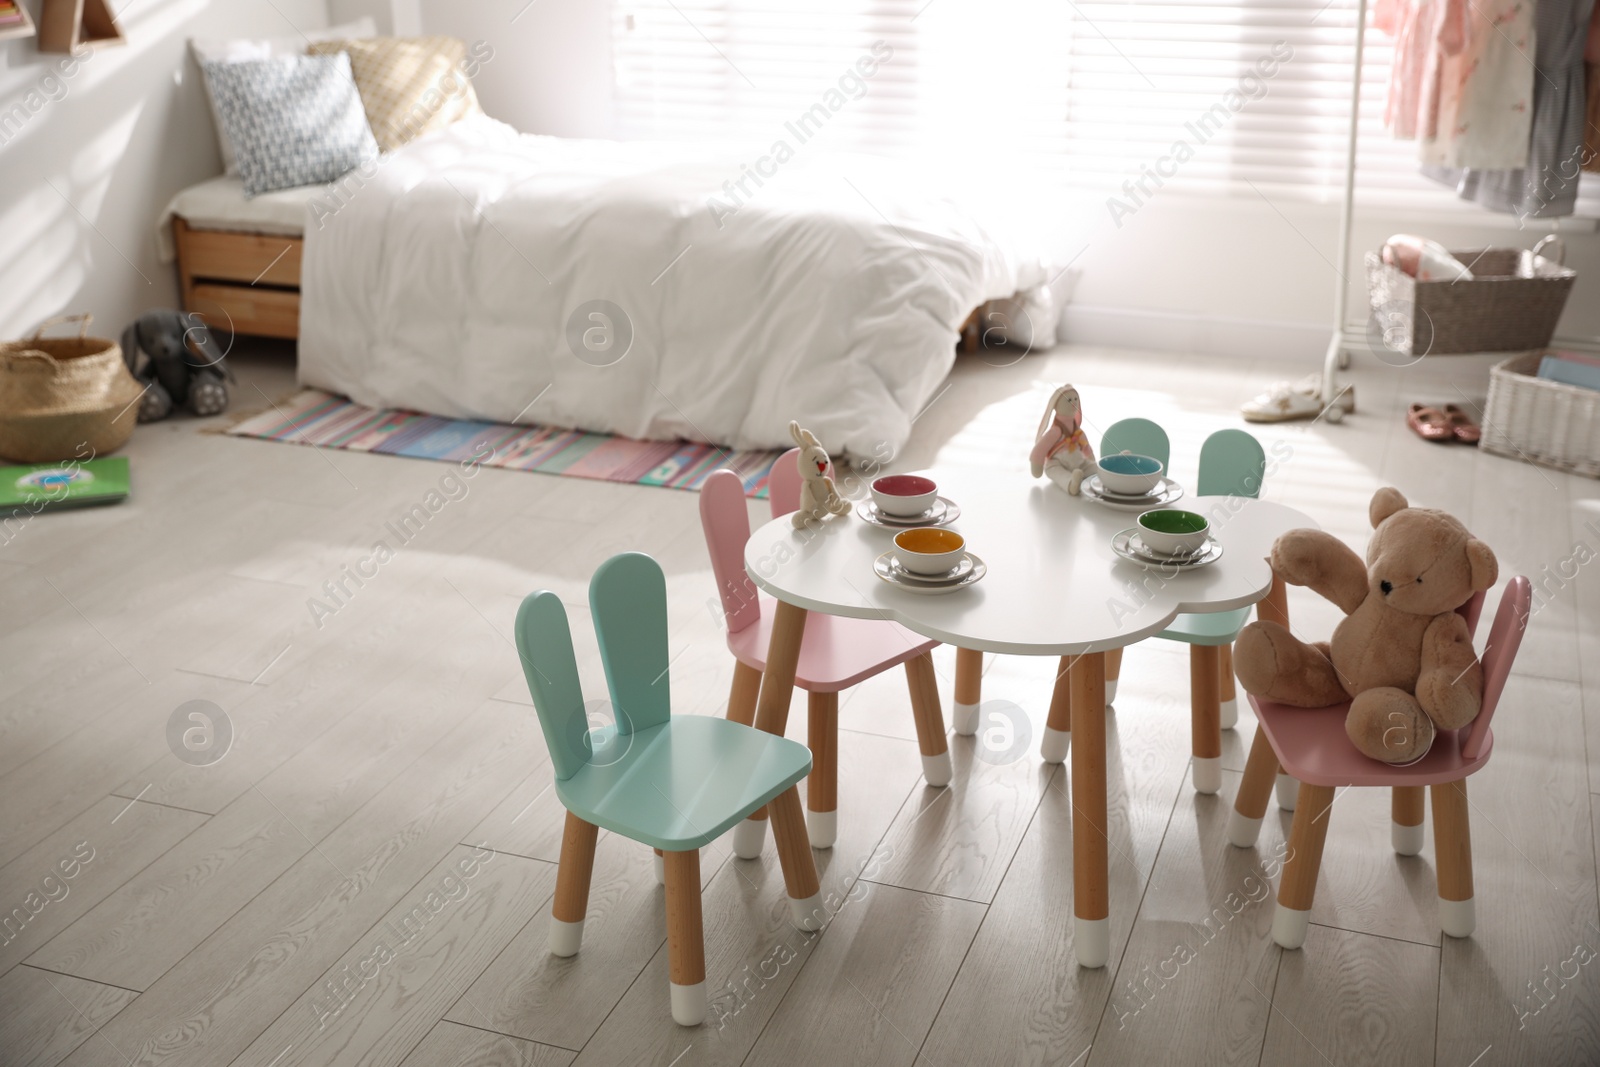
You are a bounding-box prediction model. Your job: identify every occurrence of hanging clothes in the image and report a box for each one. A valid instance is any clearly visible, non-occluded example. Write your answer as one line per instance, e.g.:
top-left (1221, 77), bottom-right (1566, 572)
top-left (1425, 0), bottom-right (1595, 217)
top-left (1586, 1), bottom-right (1600, 172)
top-left (1376, 0), bottom-right (1466, 140)
top-left (1419, 0), bottom-right (1536, 170)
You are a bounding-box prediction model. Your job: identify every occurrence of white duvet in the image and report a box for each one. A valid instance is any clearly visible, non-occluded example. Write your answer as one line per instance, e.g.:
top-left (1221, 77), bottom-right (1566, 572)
top-left (300, 116), bottom-right (1047, 456)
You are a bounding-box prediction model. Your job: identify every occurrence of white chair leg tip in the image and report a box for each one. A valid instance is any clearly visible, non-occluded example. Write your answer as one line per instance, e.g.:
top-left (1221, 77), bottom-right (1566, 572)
top-left (921, 751), bottom-right (953, 788)
top-left (1040, 727), bottom-right (1070, 765)
top-left (1105, 679), bottom-right (1119, 706)
top-left (549, 917), bottom-right (584, 957)
top-left (1220, 698), bottom-right (1238, 730)
top-left (670, 981), bottom-right (706, 1026)
top-left (1440, 896), bottom-right (1475, 938)
top-left (789, 892), bottom-right (825, 931)
top-left (1227, 809), bottom-right (1264, 849)
top-left (731, 818), bottom-right (767, 860)
top-left (1275, 773), bottom-right (1298, 811)
top-left (1392, 821), bottom-right (1425, 857)
top-left (805, 808), bottom-right (837, 849)
top-left (952, 701), bottom-right (979, 736)
top-left (1192, 756), bottom-right (1222, 795)
top-left (1272, 905), bottom-right (1310, 950)
top-left (1074, 917), bottom-right (1110, 968)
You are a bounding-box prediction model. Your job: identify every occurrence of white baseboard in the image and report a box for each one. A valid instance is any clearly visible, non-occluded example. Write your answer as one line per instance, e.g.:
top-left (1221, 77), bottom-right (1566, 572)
top-left (1060, 303), bottom-right (1600, 361)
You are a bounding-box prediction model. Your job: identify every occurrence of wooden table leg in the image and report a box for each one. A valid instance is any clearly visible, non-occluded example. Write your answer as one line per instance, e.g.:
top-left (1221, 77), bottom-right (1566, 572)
top-left (953, 646), bottom-right (983, 736)
top-left (550, 812), bottom-right (598, 957)
top-left (806, 691), bottom-right (838, 848)
top-left (1105, 647), bottom-right (1123, 705)
top-left (726, 660), bottom-right (762, 726)
top-left (1218, 643), bottom-right (1238, 730)
top-left (1273, 783), bottom-right (1335, 948)
top-left (1041, 655), bottom-right (1073, 764)
top-left (768, 785), bottom-right (824, 930)
top-left (905, 651), bottom-right (952, 787)
top-left (1258, 574), bottom-right (1300, 808)
top-left (733, 600), bottom-right (808, 859)
top-left (1391, 785), bottom-right (1425, 856)
top-left (1189, 645), bottom-right (1223, 794)
top-left (663, 848), bottom-right (706, 1025)
top-left (1069, 650), bottom-right (1110, 967)
top-left (1228, 728), bottom-right (1279, 848)
top-left (1431, 779), bottom-right (1476, 938)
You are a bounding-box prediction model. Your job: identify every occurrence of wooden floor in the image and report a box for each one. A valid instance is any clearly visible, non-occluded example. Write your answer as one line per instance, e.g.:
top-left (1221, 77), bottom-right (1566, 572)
top-left (3, 340), bottom-right (1598, 1066)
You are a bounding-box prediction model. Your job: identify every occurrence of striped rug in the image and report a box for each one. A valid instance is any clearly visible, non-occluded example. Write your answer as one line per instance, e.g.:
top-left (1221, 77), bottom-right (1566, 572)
top-left (227, 389), bottom-right (781, 498)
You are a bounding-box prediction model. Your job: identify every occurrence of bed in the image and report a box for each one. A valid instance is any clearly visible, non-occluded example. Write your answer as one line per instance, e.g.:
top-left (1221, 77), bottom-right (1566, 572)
top-left (161, 116), bottom-right (1051, 455)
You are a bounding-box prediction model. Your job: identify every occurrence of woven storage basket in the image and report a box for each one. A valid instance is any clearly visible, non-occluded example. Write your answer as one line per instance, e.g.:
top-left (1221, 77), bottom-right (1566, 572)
top-left (1481, 351), bottom-right (1600, 479)
top-left (1365, 236), bottom-right (1577, 357)
top-left (0, 314), bottom-right (142, 463)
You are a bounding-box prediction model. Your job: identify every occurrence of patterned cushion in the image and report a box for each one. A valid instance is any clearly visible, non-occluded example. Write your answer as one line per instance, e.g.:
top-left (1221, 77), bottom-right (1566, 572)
top-left (306, 36), bottom-right (482, 153)
top-left (202, 54), bottom-right (379, 198)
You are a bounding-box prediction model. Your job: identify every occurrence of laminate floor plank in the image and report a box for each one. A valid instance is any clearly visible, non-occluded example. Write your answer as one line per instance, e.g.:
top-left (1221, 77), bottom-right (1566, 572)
top-left (0, 798), bottom-right (207, 980)
top-left (396, 1021), bottom-right (575, 1067)
top-left (0, 965), bottom-right (139, 1067)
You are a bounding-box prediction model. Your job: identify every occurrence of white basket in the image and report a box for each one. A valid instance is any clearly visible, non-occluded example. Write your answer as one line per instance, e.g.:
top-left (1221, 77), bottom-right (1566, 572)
top-left (1480, 352), bottom-right (1600, 479)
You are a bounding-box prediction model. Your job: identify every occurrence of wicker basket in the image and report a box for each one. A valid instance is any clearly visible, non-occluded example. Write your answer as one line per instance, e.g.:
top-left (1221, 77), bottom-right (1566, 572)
top-left (1365, 236), bottom-right (1577, 357)
top-left (1480, 351), bottom-right (1600, 479)
top-left (0, 314), bottom-right (142, 463)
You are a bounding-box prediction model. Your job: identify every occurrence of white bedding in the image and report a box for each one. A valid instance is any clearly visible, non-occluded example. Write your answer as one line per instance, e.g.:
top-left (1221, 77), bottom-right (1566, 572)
top-left (157, 176), bottom-right (322, 260)
top-left (300, 115), bottom-right (1048, 455)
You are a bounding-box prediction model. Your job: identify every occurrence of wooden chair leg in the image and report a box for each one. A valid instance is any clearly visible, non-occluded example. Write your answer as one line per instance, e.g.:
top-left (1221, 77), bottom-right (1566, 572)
top-left (904, 652), bottom-right (951, 787)
top-left (768, 786), bottom-right (824, 930)
top-left (1189, 646), bottom-right (1223, 794)
top-left (1218, 643), bottom-right (1238, 730)
top-left (1391, 785), bottom-right (1426, 856)
top-left (1069, 651), bottom-right (1110, 967)
top-left (550, 811), bottom-right (599, 956)
top-left (806, 691), bottom-right (839, 848)
top-left (1105, 646), bottom-right (1123, 705)
top-left (1273, 783), bottom-right (1336, 948)
top-left (1228, 727), bottom-right (1280, 848)
top-left (1041, 655), bottom-right (1073, 764)
top-left (726, 660), bottom-right (762, 727)
top-left (1431, 779), bottom-right (1476, 938)
top-left (736, 601), bottom-right (808, 858)
top-left (663, 848), bottom-right (706, 1025)
top-left (953, 646), bottom-right (983, 735)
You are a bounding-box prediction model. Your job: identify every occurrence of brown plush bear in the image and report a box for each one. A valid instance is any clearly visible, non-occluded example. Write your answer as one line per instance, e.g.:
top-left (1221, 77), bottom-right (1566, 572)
top-left (1233, 487), bottom-right (1497, 764)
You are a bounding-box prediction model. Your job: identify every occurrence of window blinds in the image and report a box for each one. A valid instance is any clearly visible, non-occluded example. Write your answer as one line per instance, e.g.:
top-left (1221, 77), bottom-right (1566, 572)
top-left (612, 1), bottom-right (1598, 218)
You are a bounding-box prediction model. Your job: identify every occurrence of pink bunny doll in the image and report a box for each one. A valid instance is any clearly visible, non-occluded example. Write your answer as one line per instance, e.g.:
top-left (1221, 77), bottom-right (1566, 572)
top-left (1029, 385), bottom-right (1096, 495)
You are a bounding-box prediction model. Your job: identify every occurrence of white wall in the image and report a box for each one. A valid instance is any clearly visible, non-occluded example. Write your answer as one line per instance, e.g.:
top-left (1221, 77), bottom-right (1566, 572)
top-left (415, 0), bottom-right (613, 139)
top-left (0, 0), bottom-right (331, 337)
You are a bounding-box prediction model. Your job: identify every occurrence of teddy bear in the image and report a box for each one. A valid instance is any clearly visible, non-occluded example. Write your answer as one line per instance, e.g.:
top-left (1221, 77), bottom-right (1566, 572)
top-left (1233, 487), bottom-right (1497, 764)
top-left (120, 309), bottom-right (232, 421)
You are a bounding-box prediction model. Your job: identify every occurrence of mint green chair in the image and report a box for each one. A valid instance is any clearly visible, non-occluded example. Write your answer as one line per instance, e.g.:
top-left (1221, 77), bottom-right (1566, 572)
top-left (517, 552), bottom-right (823, 1026)
top-left (1100, 417), bottom-right (1171, 470)
top-left (1153, 428), bottom-right (1267, 794)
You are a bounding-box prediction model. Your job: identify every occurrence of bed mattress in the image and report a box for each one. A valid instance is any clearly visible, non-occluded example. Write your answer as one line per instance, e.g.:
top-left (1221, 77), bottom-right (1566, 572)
top-left (157, 176), bottom-right (321, 260)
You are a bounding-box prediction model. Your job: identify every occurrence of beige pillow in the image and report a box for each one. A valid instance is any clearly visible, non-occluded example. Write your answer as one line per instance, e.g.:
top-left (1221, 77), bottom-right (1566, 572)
top-left (307, 36), bottom-right (482, 152)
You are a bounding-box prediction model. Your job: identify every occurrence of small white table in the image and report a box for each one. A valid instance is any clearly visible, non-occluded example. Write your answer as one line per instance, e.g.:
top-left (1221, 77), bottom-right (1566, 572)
top-left (742, 468), bottom-right (1316, 967)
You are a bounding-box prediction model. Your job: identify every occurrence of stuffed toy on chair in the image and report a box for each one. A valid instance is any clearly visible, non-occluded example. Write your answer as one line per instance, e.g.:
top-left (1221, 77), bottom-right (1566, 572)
top-left (120, 309), bottom-right (232, 421)
top-left (1233, 487), bottom-right (1498, 764)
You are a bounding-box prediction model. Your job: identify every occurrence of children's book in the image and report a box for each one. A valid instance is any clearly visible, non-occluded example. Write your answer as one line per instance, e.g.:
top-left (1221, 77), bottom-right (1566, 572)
top-left (0, 457), bottom-right (130, 516)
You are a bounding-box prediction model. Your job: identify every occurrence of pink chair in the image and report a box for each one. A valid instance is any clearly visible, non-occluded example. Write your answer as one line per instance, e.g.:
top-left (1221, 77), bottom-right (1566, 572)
top-left (701, 449), bottom-right (949, 855)
top-left (1228, 577), bottom-right (1530, 949)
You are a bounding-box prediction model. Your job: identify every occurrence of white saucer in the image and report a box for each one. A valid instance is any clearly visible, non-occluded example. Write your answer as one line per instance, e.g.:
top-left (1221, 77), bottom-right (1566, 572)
top-left (1111, 528), bottom-right (1223, 568)
top-left (874, 551), bottom-right (987, 593)
top-left (856, 496), bottom-right (962, 529)
top-left (1083, 475), bottom-right (1184, 511)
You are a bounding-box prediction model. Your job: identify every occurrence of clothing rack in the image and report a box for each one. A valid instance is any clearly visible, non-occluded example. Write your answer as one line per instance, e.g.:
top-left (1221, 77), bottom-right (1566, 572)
top-left (1316, 0), bottom-right (1369, 425)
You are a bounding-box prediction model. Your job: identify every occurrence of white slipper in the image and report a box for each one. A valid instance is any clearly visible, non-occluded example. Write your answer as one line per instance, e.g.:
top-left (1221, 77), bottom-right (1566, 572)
top-left (1241, 378), bottom-right (1354, 423)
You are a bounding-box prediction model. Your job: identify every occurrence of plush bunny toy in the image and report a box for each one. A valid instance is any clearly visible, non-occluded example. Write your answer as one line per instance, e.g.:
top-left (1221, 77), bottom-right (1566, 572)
top-left (120, 309), bottom-right (232, 421)
top-left (1029, 384), bottom-right (1096, 494)
top-left (789, 421), bottom-right (850, 529)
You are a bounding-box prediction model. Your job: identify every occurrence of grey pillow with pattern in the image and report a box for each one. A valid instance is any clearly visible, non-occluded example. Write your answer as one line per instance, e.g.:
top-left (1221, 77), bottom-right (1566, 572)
top-left (202, 53), bottom-right (379, 197)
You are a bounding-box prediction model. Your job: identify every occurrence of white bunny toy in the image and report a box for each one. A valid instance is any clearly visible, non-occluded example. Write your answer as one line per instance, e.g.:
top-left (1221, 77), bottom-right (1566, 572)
top-left (1028, 384), bottom-right (1096, 495)
top-left (789, 421), bottom-right (851, 528)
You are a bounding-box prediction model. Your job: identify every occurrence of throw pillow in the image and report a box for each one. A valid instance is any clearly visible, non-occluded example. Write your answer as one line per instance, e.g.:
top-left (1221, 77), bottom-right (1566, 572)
top-left (202, 53), bottom-right (379, 198)
top-left (306, 36), bottom-right (483, 153)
